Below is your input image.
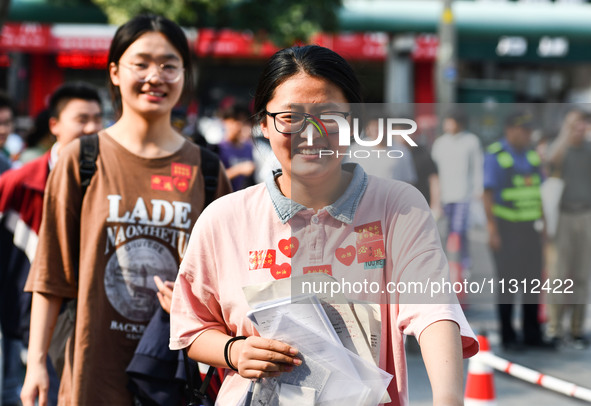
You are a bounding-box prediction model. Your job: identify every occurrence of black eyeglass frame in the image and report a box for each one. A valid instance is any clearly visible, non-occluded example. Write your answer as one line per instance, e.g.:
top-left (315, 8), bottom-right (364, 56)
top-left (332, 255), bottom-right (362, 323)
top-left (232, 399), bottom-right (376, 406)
top-left (265, 110), bottom-right (351, 135)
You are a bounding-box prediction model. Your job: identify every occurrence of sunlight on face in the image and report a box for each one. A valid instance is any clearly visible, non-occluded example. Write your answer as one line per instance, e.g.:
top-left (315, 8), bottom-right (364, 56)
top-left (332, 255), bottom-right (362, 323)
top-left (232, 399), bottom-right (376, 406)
top-left (111, 32), bottom-right (184, 118)
top-left (261, 73), bottom-right (350, 184)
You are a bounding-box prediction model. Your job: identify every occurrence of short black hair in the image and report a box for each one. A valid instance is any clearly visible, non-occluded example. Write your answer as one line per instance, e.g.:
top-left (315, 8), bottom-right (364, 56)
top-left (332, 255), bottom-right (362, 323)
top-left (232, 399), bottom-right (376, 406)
top-left (107, 14), bottom-right (193, 115)
top-left (505, 110), bottom-right (533, 129)
top-left (48, 82), bottom-right (101, 119)
top-left (0, 91), bottom-right (15, 117)
top-left (253, 45), bottom-right (362, 124)
top-left (219, 101), bottom-right (251, 121)
top-left (444, 109), bottom-right (467, 128)
top-left (25, 109), bottom-right (52, 147)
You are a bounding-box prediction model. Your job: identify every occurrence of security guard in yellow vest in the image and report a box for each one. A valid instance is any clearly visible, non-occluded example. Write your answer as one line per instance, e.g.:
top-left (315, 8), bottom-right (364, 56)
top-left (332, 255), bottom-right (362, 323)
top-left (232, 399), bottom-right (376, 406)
top-left (483, 111), bottom-right (554, 351)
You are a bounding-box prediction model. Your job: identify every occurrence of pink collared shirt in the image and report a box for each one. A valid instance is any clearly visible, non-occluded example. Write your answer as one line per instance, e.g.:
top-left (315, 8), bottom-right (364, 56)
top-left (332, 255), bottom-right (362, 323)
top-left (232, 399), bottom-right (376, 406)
top-left (170, 165), bottom-right (478, 406)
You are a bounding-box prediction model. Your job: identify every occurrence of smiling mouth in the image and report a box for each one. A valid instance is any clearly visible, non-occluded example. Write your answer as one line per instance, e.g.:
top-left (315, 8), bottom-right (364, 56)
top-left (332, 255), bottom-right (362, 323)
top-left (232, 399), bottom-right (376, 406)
top-left (293, 147), bottom-right (330, 155)
top-left (142, 90), bottom-right (166, 97)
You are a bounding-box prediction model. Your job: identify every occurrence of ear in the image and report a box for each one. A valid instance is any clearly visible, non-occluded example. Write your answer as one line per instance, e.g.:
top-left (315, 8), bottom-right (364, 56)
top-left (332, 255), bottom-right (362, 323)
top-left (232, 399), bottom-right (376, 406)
top-left (260, 119), bottom-right (270, 140)
top-left (48, 116), bottom-right (59, 139)
top-left (109, 62), bottom-right (120, 86)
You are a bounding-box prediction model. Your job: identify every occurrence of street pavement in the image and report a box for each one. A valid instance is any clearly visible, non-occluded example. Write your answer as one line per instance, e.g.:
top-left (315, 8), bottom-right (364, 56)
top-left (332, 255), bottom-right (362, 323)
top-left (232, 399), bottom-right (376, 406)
top-left (406, 226), bottom-right (591, 405)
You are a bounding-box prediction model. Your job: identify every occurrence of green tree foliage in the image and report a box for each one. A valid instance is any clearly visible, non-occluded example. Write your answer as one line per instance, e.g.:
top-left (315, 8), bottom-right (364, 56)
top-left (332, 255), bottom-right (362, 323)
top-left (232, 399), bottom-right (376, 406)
top-left (88, 0), bottom-right (342, 47)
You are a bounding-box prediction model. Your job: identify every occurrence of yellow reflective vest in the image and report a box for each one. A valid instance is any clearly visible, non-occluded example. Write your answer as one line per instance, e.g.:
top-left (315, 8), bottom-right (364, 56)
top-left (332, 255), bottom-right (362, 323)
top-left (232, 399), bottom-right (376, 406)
top-left (487, 141), bottom-right (542, 222)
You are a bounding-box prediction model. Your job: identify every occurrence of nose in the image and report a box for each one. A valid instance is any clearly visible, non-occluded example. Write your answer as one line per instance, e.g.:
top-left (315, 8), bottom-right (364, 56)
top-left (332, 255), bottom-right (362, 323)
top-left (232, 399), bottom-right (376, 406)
top-left (299, 121), bottom-right (322, 146)
top-left (144, 72), bottom-right (162, 83)
top-left (143, 64), bottom-right (164, 83)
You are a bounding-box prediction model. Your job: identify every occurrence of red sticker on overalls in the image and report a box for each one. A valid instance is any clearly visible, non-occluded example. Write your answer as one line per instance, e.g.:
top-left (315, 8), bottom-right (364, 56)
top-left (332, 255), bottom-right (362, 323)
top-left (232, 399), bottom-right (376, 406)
top-left (248, 250), bottom-right (276, 270)
top-left (357, 240), bottom-right (386, 263)
top-left (303, 265), bottom-right (333, 276)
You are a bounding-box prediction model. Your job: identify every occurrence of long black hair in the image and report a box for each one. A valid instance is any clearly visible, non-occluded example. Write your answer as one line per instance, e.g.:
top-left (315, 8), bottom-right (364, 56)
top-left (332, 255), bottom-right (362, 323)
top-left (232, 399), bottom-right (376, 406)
top-left (107, 14), bottom-right (193, 115)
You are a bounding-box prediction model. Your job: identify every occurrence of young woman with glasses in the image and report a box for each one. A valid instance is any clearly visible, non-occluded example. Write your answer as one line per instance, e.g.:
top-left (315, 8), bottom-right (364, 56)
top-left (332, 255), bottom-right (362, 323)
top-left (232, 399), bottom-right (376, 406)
top-left (21, 15), bottom-right (231, 405)
top-left (170, 45), bottom-right (478, 406)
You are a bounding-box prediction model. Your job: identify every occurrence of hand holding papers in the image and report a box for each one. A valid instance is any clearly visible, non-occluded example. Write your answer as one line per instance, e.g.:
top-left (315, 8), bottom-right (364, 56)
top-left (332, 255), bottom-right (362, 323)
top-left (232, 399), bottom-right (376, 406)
top-left (243, 275), bottom-right (393, 406)
top-left (243, 273), bottom-right (380, 366)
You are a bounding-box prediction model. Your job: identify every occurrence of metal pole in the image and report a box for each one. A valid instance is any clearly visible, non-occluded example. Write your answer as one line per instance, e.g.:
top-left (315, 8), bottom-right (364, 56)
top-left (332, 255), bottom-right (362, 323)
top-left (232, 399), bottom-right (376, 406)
top-left (436, 0), bottom-right (457, 108)
top-left (385, 34), bottom-right (414, 105)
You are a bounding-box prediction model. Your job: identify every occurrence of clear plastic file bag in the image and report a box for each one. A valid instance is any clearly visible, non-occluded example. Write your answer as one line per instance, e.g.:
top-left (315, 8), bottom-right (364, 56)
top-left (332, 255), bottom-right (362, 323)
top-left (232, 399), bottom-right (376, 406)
top-left (242, 313), bottom-right (392, 406)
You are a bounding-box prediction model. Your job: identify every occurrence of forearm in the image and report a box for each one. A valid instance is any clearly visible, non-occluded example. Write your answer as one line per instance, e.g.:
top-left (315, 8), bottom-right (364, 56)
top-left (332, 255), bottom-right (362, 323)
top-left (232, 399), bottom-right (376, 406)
top-left (225, 161), bottom-right (255, 180)
top-left (472, 151), bottom-right (484, 198)
top-left (547, 130), bottom-right (570, 167)
top-left (27, 292), bottom-right (63, 365)
top-left (428, 174), bottom-right (440, 210)
top-left (419, 320), bottom-right (464, 406)
top-left (482, 190), bottom-right (496, 227)
top-left (224, 166), bottom-right (242, 180)
top-left (187, 329), bottom-right (235, 368)
top-left (186, 329), bottom-right (300, 379)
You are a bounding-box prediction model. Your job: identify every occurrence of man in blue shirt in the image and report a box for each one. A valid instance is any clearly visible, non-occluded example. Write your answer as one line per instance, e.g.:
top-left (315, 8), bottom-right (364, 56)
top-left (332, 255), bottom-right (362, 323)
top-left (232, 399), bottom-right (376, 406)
top-left (483, 111), bottom-right (553, 351)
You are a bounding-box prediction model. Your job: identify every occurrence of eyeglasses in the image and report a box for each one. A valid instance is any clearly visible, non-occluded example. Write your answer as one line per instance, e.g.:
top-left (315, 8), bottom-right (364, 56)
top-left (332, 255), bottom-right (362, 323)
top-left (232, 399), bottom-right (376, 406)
top-left (265, 111), bottom-right (350, 135)
top-left (118, 61), bottom-right (184, 84)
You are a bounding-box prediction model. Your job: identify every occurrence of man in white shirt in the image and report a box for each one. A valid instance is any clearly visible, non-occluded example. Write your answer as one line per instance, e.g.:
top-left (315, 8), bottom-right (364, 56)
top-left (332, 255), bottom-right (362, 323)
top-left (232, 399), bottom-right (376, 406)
top-left (431, 111), bottom-right (483, 287)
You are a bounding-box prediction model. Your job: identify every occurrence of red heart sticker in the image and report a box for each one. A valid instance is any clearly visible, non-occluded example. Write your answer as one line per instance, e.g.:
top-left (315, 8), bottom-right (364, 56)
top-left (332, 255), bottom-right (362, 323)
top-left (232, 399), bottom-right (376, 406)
top-left (278, 237), bottom-right (299, 258)
top-left (335, 245), bottom-right (356, 266)
top-left (270, 263), bottom-right (291, 280)
top-left (173, 177), bottom-right (189, 193)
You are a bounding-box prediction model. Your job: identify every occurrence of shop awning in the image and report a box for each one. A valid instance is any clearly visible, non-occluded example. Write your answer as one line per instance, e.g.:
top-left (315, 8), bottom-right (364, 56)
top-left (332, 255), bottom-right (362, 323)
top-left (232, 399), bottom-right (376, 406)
top-left (338, 0), bottom-right (591, 40)
top-left (8, 0), bottom-right (108, 24)
top-left (9, 0), bottom-right (591, 40)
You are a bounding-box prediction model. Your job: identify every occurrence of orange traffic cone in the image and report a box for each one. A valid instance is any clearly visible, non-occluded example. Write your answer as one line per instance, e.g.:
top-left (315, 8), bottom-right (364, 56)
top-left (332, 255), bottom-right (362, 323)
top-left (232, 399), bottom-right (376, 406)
top-left (465, 335), bottom-right (496, 406)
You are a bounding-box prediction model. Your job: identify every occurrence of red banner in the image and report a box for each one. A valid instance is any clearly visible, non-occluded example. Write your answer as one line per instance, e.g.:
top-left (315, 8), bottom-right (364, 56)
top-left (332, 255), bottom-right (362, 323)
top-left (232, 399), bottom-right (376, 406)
top-left (413, 34), bottom-right (438, 61)
top-left (0, 23), bottom-right (52, 52)
top-left (0, 23), bottom-right (395, 62)
top-left (195, 29), bottom-right (388, 61)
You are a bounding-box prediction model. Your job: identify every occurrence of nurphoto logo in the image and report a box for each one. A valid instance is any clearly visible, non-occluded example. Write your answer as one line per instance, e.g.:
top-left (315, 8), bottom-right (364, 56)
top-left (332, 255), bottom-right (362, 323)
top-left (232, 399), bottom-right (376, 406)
top-left (305, 114), bottom-right (418, 159)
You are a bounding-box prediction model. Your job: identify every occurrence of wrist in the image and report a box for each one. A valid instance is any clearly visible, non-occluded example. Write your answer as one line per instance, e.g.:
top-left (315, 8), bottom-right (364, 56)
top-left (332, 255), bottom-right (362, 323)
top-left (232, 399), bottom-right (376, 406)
top-left (230, 339), bottom-right (245, 371)
top-left (224, 336), bottom-right (247, 372)
top-left (27, 351), bottom-right (47, 366)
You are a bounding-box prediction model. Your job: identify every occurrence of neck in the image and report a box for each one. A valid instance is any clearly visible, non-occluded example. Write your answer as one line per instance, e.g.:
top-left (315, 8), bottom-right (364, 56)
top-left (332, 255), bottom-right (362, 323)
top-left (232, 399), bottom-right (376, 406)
top-left (39, 135), bottom-right (55, 150)
top-left (229, 137), bottom-right (241, 146)
top-left (277, 168), bottom-right (352, 212)
top-left (508, 142), bottom-right (525, 152)
top-left (107, 109), bottom-right (184, 158)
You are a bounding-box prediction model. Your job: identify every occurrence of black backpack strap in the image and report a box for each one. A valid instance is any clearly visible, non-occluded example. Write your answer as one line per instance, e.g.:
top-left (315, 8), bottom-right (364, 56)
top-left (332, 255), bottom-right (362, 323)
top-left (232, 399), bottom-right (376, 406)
top-left (200, 147), bottom-right (220, 208)
top-left (182, 349), bottom-right (215, 406)
top-left (79, 133), bottom-right (99, 197)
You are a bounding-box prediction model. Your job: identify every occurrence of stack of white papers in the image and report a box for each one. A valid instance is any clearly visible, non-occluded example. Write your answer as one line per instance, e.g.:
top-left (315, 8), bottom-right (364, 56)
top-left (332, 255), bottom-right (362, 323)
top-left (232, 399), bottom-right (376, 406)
top-left (245, 292), bottom-right (392, 406)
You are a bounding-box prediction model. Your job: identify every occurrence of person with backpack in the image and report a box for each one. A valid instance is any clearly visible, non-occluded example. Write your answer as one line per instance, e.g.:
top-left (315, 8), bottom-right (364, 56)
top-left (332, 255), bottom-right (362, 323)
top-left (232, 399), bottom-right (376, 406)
top-left (21, 15), bottom-right (231, 406)
top-left (169, 45), bottom-right (478, 406)
top-left (0, 82), bottom-right (102, 406)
